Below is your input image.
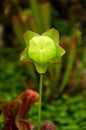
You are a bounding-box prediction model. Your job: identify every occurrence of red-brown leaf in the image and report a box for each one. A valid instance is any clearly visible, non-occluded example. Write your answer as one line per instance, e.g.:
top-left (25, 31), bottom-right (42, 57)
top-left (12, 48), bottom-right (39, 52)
top-left (0, 89), bottom-right (39, 130)
top-left (16, 119), bottom-right (34, 130)
top-left (41, 121), bottom-right (56, 130)
top-left (17, 89), bottom-right (39, 118)
top-left (0, 100), bottom-right (22, 130)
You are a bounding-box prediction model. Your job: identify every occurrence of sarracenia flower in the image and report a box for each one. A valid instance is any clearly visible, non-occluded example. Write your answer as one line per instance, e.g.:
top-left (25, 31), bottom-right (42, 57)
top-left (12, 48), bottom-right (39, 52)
top-left (20, 28), bottom-right (65, 73)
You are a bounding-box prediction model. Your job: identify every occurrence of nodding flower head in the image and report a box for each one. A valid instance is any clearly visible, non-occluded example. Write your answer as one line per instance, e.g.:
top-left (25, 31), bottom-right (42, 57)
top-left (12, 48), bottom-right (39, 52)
top-left (20, 28), bottom-right (65, 73)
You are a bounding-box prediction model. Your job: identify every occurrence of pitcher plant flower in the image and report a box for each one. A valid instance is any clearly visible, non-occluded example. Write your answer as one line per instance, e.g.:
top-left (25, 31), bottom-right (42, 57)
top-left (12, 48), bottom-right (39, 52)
top-left (20, 28), bottom-right (65, 73)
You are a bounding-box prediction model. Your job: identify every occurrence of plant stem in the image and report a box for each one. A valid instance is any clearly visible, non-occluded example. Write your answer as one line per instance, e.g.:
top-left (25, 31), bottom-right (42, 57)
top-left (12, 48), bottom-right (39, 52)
top-left (38, 74), bottom-right (43, 130)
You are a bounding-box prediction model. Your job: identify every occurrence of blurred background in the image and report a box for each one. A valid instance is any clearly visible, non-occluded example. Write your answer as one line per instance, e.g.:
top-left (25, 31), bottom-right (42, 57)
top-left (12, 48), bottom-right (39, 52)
top-left (0, 0), bottom-right (86, 129)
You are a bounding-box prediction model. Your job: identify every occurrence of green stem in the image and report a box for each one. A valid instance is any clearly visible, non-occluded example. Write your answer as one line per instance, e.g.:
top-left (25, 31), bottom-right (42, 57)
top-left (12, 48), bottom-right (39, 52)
top-left (38, 74), bottom-right (43, 130)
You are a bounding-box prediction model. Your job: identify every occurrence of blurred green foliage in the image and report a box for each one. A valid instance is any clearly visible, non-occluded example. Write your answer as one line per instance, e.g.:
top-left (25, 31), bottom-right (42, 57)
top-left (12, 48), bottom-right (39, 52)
top-left (29, 91), bottom-right (86, 130)
top-left (0, 48), bottom-right (38, 101)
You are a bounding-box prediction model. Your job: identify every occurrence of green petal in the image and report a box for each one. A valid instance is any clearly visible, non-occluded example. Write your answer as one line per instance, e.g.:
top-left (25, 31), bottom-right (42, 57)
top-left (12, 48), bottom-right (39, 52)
top-left (42, 28), bottom-right (59, 45)
top-left (23, 30), bottom-right (39, 45)
top-left (34, 62), bottom-right (48, 73)
top-left (56, 45), bottom-right (65, 58)
top-left (50, 45), bottom-right (65, 63)
top-left (20, 47), bottom-right (28, 61)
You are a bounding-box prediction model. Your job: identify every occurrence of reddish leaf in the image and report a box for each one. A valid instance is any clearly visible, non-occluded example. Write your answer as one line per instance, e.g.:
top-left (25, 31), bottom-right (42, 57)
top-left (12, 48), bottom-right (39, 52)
top-left (0, 89), bottom-right (39, 130)
top-left (3, 122), bottom-right (18, 130)
top-left (41, 121), bottom-right (56, 130)
top-left (0, 100), bottom-right (22, 130)
top-left (16, 119), bottom-right (34, 130)
top-left (17, 89), bottom-right (39, 118)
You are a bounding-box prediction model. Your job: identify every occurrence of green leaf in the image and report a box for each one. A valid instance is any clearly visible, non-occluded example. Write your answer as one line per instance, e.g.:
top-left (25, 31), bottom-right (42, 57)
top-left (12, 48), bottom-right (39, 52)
top-left (34, 62), bottom-right (48, 73)
top-left (28, 36), bottom-right (57, 64)
top-left (42, 28), bottom-right (59, 45)
top-left (23, 30), bottom-right (39, 45)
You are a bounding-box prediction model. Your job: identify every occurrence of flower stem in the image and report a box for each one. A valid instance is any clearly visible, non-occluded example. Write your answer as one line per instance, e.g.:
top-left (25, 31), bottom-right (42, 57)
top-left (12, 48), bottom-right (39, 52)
top-left (38, 74), bottom-right (43, 130)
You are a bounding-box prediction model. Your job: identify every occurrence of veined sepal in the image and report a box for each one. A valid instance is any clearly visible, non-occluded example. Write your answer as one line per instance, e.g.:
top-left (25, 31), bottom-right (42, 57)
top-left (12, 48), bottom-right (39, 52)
top-left (34, 62), bottom-right (48, 74)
